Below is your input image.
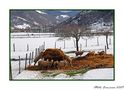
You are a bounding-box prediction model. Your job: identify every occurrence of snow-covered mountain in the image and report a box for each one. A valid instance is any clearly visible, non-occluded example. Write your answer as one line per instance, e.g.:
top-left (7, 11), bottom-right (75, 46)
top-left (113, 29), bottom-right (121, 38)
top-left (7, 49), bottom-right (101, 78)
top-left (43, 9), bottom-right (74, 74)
top-left (11, 10), bottom-right (57, 30)
top-left (10, 10), bottom-right (80, 32)
top-left (56, 15), bottom-right (70, 23)
top-left (11, 10), bottom-right (113, 33)
top-left (58, 10), bottom-right (114, 31)
top-left (35, 10), bottom-right (47, 15)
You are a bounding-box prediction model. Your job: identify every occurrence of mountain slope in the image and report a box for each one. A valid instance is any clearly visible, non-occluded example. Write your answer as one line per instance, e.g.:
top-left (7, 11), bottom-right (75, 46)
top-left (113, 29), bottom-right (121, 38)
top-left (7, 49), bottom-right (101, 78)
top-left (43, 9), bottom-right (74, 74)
top-left (58, 10), bottom-right (114, 27)
top-left (10, 10), bottom-right (80, 32)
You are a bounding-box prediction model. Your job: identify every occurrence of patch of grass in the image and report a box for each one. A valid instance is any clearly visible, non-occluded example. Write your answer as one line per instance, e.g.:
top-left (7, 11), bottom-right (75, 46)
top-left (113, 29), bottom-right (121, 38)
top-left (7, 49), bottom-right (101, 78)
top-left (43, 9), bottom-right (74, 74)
top-left (65, 68), bottom-right (89, 76)
top-left (50, 73), bottom-right (60, 77)
top-left (41, 71), bottom-right (60, 77)
top-left (41, 71), bottom-right (52, 77)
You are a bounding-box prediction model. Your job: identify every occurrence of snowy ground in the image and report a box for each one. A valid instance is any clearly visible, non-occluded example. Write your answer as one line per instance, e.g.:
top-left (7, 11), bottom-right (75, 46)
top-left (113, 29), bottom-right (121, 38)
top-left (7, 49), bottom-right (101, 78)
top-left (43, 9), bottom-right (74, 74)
top-left (10, 33), bottom-right (114, 80)
top-left (80, 68), bottom-right (113, 80)
top-left (11, 33), bottom-right (113, 59)
top-left (11, 60), bottom-right (33, 78)
top-left (14, 68), bottom-right (114, 80)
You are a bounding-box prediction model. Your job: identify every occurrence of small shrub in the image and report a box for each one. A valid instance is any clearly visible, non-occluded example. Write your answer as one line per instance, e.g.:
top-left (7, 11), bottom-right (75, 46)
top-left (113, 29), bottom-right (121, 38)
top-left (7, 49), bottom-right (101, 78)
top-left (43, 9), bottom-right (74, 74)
top-left (65, 68), bottom-right (89, 76)
top-left (51, 73), bottom-right (60, 77)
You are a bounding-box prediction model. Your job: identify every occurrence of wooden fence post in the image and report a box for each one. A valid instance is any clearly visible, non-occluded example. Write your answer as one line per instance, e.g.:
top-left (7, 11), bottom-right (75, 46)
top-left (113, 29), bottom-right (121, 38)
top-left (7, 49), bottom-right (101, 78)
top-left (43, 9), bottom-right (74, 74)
top-left (39, 46), bottom-right (41, 51)
top-left (27, 44), bottom-right (29, 51)
top-left (18, 56), bottom-right (21, 74)
top-left (80, 44), bottom-right (82, 51)
top-left (97, 37), bottom-right (99, 46)
top-left (38, 47), bottom-right (40, 54)
top-left (25, 53), bottom-right (27, 70)
top-left (85, 39), bottom-right (87, 47)
top-left (64, 40), bottom-right (65, 49)
top-left (13, 43), bottom-right (15, 52)
top-left (55, 42), bottom-right (56, 48)
top-left (109, 38), bottom-right (111, 45)
top-left (40, 45), bottom-right (43, 51)
top-left (35, 48), bottom-right (38, 57)
top-left (37, 48), bottom-right (39, 55)
top-left (29, 53), bottom-right (31, 66)
top-left (105, 45), bottom-right (107, 54)
top-left (43, 42), bottom-right (45, 50)
top-left (32, 51), bottom-right (34, 62)
top-left (73, 39), bottom-right (76, 48)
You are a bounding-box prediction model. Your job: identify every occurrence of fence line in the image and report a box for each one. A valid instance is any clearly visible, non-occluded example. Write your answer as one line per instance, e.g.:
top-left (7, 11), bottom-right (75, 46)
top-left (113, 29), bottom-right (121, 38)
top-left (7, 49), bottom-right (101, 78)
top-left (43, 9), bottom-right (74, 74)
top-left (25, 53), bottom-right (28, 70)
top-left (64, 40), bottom-right (65, 49)
top-left (11, 44), bottom-right (45, 78)
top-left (35, 48), bottom-right (38, 58)
top-left (32, 52), bottom-right (34, 62)
top-left (73, 39), bottom-right (76, 48)
top-left (109, 38), bottom-right (111, 45)
top-left (13, 43), bottom-right (15, 52)
top-left (29, 53), bottom-right (31, 66)
top-left (97, 37), bottom-right (99, 46)
top-left (18, 56), bottom-right (21, 74)
top-left (55, 42), bottom-right (56, 48)
top-left (85, 39), bottom-right (88, 47)
top-left (43, 42), bottom-right (45, 50)
top-left (80, 44), bottom-right (82, 51)
top-left (105, 45), bottom-right (107, 54)
top-left (27, 44), bottom-right (29, 51)
top-left (12, 43), bottom-right (45, 52)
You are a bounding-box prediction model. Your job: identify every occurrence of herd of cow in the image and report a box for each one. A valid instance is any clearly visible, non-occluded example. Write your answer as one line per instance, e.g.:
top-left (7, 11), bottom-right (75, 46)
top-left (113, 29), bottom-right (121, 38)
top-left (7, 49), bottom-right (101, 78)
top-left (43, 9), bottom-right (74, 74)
top-left (33, 48), bottom-right (72, 70)
top-left (32, 48), bottom-right (106, 70)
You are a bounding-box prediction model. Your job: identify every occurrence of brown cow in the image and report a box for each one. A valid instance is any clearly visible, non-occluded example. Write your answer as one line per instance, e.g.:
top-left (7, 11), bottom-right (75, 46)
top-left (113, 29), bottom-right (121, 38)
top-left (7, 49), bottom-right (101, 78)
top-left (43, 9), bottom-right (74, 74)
top-left (38, 59), bottom-right (49, 70)
top-left (34, 48), bottom-right (66, 65)
top-left (34, 51), bottom-right (44, 65)
top-left (75, 51), bottom-right (84, 56)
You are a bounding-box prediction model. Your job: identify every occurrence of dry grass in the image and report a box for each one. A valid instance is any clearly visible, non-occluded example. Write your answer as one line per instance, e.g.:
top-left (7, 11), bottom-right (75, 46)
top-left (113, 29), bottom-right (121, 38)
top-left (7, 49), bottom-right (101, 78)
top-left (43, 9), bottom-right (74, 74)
top-left (26, 65), bottom-right (40, 71)
top-left (27, 53), bottom-right (114, 71)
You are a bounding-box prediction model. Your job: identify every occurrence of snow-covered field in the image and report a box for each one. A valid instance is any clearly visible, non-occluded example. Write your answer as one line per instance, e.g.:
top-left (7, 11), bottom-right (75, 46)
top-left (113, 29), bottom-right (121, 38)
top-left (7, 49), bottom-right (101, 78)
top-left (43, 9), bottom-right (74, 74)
top-left (14, 68), bottom-right (114, 80)
top-left (10, 33), bottom-right (114, 80)
top-left (11, 60), bottom-right (34, 78)
top-left (11, 33), bottom-right (113, 59)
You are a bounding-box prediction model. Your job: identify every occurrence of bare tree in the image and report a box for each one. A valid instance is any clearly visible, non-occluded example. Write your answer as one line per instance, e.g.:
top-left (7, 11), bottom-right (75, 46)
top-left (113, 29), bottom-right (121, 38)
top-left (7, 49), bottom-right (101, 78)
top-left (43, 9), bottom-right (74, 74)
top-left (56, 24), bottom-right (88, 51)
top-left (103, 30), bottom-right (113, 49)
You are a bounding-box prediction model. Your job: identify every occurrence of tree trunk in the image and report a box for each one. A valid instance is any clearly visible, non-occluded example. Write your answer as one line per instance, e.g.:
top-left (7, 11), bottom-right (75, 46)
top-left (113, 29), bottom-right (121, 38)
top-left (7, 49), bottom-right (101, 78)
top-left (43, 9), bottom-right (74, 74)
top-left (76, 39), bottom-right (79, 51)
top-left (106, 35), bottom-right (109, 49)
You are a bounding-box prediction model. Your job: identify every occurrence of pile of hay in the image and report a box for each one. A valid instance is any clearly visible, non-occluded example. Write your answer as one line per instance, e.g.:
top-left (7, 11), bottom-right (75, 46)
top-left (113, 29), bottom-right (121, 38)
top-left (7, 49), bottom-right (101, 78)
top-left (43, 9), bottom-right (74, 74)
top-left (27, 50), bottom-right (114, 70)
top-left (72, 51), bottom-right (114, 69)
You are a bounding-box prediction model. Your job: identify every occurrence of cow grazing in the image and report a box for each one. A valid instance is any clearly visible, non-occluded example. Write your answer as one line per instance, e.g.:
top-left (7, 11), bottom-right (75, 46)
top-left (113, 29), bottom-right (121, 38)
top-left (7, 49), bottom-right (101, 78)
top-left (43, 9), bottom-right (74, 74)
top-left (75, 51), bottom-right (84, 56)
